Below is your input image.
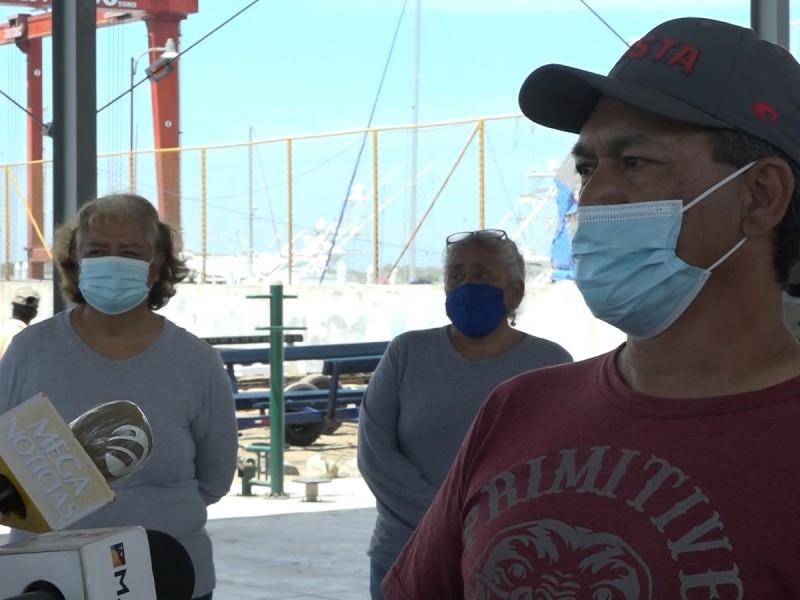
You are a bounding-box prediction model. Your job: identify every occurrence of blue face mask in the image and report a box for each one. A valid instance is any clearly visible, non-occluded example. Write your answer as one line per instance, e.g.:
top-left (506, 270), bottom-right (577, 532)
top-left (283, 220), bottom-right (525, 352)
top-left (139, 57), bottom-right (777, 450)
top-left (445, 282), bottom-right (507, 338)
top-left (79, 256), bottom-right (152, 316)
top-left (571, 161), bottom-right (754, 340)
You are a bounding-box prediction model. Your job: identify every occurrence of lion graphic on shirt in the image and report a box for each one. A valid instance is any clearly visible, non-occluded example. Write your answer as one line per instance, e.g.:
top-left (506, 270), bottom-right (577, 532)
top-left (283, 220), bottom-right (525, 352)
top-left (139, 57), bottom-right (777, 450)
top-left (468, 519), bottom-right (653, 599)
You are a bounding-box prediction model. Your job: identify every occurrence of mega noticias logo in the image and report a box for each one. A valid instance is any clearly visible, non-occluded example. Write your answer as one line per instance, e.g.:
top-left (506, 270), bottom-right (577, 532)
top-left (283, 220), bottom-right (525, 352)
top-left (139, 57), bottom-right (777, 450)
top-left (110, 541), bottom-right (131, 597)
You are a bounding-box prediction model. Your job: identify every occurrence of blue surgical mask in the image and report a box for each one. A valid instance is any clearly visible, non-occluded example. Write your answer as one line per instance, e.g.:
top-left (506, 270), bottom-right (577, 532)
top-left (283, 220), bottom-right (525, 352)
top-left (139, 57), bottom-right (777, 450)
top-left (445, 282), bottom-right (507, 338)
top-left (571, 161), bottom-right (755, 340)
top-left (79, 256), bottom-right (152, 315)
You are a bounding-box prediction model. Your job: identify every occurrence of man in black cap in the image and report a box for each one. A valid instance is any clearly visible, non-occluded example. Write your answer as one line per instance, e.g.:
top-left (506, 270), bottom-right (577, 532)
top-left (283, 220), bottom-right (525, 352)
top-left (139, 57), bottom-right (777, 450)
top-left (382, 18), bottom-right (800, 598)
top-left (0, 287), bottom-right (40, 358)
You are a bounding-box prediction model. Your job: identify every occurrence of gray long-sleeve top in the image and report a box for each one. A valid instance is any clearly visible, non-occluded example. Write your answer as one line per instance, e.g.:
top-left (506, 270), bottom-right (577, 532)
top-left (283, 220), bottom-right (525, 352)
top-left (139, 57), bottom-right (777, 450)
top-left (0, 310), bottom-right (238, 598)
top-left (357, 325), bottom-right (572, 570)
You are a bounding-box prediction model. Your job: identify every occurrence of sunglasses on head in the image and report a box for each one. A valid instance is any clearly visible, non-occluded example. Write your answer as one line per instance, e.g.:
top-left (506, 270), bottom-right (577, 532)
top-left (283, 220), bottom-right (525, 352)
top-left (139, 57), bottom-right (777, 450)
top-left (446, 229), bottom-right (508, 246)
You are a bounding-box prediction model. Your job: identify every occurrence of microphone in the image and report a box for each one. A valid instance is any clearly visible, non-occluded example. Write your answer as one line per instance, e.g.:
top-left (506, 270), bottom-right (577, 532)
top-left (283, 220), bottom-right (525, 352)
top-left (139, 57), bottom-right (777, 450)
top-left (0, 526), bottom-right (195, 599)
top-left (146, 529), bottom-right (196, 599)
top-left (68, 399), bottom-right (153, 484)
top-left (1, 581), bottom-right (64, 600)
top-left (0, 393), bottom-right (153, 533)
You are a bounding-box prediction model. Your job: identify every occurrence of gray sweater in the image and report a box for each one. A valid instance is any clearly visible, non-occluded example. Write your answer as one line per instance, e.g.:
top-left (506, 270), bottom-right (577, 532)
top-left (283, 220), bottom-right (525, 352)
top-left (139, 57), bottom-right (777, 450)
top-left (0, 310), bottom-right (238, 598)
top-left (357, 325), bottom-right (572, 570)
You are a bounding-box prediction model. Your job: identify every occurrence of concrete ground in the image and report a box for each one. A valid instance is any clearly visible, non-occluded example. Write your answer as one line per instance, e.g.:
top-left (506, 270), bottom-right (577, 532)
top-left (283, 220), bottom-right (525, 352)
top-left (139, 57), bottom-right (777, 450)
top-left (0, 476), bottom-right (378, 600)
top-left (208, 476), bottom-right (376, 599)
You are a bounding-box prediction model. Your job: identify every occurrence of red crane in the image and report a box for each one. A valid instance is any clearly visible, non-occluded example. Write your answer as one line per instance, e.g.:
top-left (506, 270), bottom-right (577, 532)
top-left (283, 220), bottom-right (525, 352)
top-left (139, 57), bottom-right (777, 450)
top-left (0, 0), bottom-right (198, 277)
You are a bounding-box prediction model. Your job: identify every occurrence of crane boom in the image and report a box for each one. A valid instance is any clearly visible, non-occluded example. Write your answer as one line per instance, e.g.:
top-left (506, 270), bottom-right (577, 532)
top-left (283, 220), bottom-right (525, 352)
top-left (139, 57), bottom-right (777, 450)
top-left (0, 0), bottom-right (197, 275)
top-left (0, 0), bottom-right (197, 14)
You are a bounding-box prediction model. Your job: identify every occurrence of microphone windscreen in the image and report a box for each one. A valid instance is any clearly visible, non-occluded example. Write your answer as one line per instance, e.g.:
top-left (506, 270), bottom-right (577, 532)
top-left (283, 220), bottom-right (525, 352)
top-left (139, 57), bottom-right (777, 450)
top-left (69, 401), bottom-right (153, 484)
top-left (2, 589), bottom-right (63, 600)
top-left (20, 580), bottom-right (65, 600)
top-left (0, 394), bottom-right (117, 533)
top-left (146, 530), bottom-right (195, 600)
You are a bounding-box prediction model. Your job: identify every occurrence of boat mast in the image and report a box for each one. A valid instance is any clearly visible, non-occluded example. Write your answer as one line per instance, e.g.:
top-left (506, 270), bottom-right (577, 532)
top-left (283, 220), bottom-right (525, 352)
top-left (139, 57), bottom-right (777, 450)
top-left (409, 0), bottom-right (420, 282)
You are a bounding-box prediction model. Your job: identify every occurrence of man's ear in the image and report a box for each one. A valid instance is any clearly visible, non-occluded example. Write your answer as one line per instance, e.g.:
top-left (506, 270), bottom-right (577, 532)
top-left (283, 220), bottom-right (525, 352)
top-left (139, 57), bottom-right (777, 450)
top-left (741, 157), bottom-right (795, 237)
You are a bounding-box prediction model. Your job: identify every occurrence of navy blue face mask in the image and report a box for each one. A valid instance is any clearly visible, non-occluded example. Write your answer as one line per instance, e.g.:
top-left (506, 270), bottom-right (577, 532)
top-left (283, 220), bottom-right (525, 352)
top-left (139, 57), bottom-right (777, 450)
top-left (445, 282), bottom-right (507, 338)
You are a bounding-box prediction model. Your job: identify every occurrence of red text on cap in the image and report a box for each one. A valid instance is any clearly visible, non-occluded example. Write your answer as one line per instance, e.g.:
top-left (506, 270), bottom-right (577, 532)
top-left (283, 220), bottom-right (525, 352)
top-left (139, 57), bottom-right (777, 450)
top-left (624, 35), bottom-right (700, 75)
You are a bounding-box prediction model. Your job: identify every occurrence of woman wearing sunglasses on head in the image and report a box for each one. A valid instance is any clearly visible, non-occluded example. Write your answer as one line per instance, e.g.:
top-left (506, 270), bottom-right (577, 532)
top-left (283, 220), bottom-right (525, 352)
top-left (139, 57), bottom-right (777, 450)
top-left (357, 228), bottom-right (573, 599)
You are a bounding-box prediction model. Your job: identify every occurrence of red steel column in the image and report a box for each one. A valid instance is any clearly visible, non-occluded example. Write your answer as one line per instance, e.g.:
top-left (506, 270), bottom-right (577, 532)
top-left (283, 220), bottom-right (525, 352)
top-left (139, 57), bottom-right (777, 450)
top-left (17, 35), bottom-right (46, 279)
top-left (144, 16), bottom-right (183, 237)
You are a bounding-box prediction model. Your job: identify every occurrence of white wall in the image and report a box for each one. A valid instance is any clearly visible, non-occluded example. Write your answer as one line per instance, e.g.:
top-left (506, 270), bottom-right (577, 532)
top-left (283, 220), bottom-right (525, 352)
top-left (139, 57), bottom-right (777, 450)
top-left (0, 280), bottom-right (626, 361)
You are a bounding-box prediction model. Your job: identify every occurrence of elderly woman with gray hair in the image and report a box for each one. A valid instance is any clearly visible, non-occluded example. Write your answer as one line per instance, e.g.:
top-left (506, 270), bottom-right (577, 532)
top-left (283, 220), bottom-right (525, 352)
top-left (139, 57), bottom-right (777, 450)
top-left (0, 193), bottom-right (237, 600)
top-left (357, 228), bottom-right (573, 599)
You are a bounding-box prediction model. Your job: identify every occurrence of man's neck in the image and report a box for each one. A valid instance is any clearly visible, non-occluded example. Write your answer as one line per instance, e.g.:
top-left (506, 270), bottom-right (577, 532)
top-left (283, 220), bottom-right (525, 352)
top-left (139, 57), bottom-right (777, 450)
top-left (619, 313), bottom-right (800, 398)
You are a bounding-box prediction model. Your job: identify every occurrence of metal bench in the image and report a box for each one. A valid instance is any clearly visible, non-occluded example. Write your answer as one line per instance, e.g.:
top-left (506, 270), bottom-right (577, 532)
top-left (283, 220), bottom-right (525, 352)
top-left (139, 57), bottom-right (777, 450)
top-left (217, 341), bottom-right (389, 446)
top-left (240, 443), bottom-right (271, 495)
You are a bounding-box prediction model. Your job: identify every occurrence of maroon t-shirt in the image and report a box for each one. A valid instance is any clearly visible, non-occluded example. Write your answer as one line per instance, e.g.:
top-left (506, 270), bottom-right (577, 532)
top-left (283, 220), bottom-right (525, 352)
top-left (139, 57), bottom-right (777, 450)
top-left (384, 348), bottom-right (800, 599)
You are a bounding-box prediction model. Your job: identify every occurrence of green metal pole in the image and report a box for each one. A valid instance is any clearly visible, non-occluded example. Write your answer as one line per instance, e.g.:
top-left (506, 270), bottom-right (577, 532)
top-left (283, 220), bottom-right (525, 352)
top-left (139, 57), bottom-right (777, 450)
top-left (269, 283), bottom-right (285, 496)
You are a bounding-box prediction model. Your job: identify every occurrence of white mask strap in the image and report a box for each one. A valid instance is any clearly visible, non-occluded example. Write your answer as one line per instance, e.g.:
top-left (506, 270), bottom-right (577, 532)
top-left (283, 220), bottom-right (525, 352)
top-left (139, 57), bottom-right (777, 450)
top-left (707, 237), bottom-right (747, 272)
top-left (683, 160), bottom-right (756, 213)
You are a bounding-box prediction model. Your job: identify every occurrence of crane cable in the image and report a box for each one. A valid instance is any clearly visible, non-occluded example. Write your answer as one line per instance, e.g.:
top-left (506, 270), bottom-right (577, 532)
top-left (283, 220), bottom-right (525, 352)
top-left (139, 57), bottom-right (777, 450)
top-left (577, 0), bottom-right (630, 47)
top-left (98, 0), bottom-right (263, 114)
top-left (0, 2), bottom-right (263, 126)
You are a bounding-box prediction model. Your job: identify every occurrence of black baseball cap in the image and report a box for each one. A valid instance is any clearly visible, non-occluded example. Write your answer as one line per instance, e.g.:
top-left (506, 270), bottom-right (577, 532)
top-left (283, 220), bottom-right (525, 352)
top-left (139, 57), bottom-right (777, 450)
top-left (519, 18), bottom-right (800, 166)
